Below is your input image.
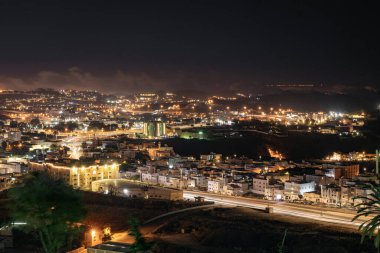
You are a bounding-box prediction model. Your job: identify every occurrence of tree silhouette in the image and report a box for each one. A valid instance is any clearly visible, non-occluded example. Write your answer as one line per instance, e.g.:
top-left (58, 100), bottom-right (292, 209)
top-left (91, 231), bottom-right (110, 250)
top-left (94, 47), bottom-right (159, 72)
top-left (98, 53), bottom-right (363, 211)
top-left (7, 172), bottom-right (87, 253)
top-left (1, 140), bottom-right (7, 150)
top-left (30, 118), bottom-right (41, 127)
top-left (128, 218), bottom-right (153, 253)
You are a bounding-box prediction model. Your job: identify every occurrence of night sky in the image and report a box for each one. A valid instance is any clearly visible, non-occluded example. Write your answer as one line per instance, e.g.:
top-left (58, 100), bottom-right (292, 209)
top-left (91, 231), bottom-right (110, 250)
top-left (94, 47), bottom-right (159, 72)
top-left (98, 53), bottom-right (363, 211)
top-left (0, 0), bottom-right (379, 94)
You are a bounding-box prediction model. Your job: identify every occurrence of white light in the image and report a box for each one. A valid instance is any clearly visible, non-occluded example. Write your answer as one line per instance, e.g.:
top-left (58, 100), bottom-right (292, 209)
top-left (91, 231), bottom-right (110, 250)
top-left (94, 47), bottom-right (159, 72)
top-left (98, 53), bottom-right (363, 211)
top-left (12, 222), bottom-right (27, 225)
top-left (123, 189), bottom-right (129, 195)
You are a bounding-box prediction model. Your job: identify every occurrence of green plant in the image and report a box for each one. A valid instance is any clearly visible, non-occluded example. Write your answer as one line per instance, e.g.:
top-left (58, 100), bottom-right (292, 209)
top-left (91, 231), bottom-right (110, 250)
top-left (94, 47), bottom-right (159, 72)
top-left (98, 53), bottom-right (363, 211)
top-left (277, 229), bottom-right (287, 253)
top-left (128, 217), bottom-right (153, 253)
top-left (352, 184), bottom-right (380, 252)
top-left (7, 172), bottom-right (87, 253)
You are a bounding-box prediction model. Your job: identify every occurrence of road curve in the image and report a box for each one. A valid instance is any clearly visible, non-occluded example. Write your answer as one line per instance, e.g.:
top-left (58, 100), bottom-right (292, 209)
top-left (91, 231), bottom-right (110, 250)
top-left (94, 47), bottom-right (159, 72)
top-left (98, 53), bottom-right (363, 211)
top-left (184, 191), bottom-right (370, 228)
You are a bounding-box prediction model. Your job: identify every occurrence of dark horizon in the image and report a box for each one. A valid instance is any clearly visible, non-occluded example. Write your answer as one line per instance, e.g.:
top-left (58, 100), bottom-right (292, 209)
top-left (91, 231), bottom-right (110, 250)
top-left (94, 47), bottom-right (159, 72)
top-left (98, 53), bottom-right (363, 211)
top-left (0, 0), bottom-right (379, 94)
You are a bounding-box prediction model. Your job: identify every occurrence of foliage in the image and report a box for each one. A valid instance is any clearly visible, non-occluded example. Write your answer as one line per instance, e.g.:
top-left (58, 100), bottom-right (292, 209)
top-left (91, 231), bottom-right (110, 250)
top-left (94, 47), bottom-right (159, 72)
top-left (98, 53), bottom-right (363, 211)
top-left (50, 144), bottom-right (59, 152)
top-left (135, 152), bottom-right (150, 164)
top-left (1, 141), bottom-right (7, 150)
top-left (352, 184), bottom-right (380, 250)
top-left (53, 121), bottom-right (79, 132)
top-left (128, 218), bottom-right (153, 253)
top-left (30, 118), bottom-right (41, 126)
top-left (7, 172), bottom-right (87, 253)
top-left (277, 229), bottom-right (287, 253)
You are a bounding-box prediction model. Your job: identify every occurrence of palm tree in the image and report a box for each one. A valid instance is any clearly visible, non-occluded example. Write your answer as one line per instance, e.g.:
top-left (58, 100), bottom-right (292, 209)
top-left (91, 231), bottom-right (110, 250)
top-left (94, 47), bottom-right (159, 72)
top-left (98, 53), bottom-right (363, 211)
top-left (352, 184), bottom-right (380, 251)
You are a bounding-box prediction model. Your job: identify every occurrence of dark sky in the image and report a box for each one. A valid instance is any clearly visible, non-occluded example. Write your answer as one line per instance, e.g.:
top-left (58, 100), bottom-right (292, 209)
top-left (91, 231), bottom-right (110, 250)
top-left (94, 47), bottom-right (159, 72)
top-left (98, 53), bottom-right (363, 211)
top-left (0, 0), bottom-right (379, 94)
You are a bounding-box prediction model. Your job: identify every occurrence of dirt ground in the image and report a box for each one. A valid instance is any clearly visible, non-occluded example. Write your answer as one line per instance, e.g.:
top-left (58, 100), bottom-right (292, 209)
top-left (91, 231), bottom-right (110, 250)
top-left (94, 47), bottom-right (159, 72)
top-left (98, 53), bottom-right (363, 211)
top-left (82, 191), bottom-right (209, 232)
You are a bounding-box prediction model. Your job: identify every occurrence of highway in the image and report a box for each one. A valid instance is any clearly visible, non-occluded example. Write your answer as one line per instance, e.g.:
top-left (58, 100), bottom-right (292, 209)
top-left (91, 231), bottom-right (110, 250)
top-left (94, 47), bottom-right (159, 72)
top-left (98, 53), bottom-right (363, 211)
top-left (184, 191), bottom-right (370, 228)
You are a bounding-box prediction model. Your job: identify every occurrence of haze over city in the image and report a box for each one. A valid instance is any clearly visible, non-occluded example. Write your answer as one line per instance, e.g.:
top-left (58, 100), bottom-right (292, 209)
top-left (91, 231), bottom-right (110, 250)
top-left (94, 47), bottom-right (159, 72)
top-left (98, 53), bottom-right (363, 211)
top-left (1, 0), bottom-right (380, 96)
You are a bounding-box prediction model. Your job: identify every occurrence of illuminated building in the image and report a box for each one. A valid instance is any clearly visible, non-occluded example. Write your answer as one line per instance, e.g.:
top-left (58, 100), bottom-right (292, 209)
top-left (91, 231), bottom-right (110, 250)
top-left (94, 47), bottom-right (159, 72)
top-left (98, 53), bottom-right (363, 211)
top-left (284, 181), bottom-right (316, 200)
top-left (134, 93), bottom-right (159, 102)
top-left (29, 162), bottom-right (119, 189)
top-left (143, 121), bottom-right (166, 138)
top-left (91, 179), bottom-right (183, 200)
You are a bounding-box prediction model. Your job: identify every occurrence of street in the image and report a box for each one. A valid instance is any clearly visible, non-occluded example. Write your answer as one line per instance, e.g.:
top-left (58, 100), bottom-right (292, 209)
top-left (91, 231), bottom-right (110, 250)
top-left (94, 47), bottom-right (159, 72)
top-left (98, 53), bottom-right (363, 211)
top-left (184, 191), bottom-right (370, 228)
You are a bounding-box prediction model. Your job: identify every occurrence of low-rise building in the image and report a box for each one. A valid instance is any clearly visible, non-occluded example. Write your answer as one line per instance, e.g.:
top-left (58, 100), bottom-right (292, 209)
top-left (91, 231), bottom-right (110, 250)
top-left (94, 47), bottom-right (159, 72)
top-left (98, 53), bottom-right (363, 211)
top-left (284, 180), bottom-right (316, 200)
top-left (252, 176), bottom-right (268, 195)
top-left (208, 179), bottom-right (223, 193)
top-left (303, 191), bottom-right (322, 203)
top-left (265, 184), bottom-right (285, 200)
top-left (141, 172), bottom-right (159, 184)
top-left (91, 179), bottom-right (183, 200)
top-left (321, 185), bottom-right (341, 205)
top-left (222, 183), bottom-right (242, 196)
top-left (29, 162), bottom-right (119, 189)
top-left (0, 162), bottom-right (21, 174)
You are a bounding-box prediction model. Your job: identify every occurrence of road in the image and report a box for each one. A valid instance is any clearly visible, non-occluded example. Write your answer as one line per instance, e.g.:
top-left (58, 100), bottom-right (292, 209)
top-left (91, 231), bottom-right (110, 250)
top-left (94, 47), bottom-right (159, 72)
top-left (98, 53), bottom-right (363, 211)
top-left (61, 129), bottom-right (142, 159)
top-left (112, 204), bottom-right (217, 244)
top-left (184, 191), bottom-right (370, 228)
top-left (111, 191), bottom-right (370, 247)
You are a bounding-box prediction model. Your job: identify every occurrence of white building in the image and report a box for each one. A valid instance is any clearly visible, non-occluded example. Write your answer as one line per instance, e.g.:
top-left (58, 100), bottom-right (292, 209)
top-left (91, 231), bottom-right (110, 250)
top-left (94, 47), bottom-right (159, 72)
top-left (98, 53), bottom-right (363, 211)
top-left (141, 173), bottom-right (159, 184)
top-left (189, 175), bottom-right (208, 188)
top-left (158, 175), bottom-right (170, 186)
top-left (207, 180), bottom-right (223, 193)
top-left (0, 162), bottom-right (21, 174)
top-left (321, 185), bottom-right (341, 205)
top-left (284, 181), bottom-right (316, 200)
top-left (252, 176), bottom-right (268, 195)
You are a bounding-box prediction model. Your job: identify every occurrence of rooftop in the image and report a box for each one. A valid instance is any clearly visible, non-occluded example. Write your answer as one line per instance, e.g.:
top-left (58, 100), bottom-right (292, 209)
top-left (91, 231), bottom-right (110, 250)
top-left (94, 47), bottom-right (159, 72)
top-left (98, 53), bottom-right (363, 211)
top-left (88, 241), bottom-right (131, 252)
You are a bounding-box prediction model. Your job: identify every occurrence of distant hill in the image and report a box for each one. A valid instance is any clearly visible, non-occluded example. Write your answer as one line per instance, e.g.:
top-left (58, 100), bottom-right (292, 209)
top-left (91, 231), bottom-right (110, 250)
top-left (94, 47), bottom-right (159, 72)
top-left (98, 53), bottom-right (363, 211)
top-left (263, 90), bottom-right (380, 112)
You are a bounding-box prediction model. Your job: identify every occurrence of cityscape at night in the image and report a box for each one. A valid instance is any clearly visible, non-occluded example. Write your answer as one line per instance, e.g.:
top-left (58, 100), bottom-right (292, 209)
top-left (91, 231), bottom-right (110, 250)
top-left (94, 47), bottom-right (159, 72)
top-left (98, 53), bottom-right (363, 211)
top-left (1, 1), bottom-right (380, 253)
